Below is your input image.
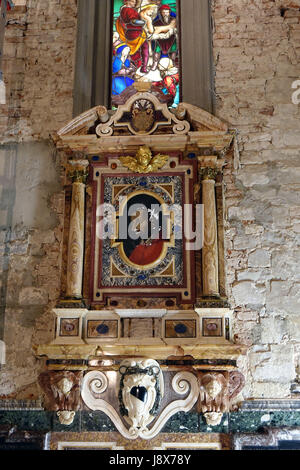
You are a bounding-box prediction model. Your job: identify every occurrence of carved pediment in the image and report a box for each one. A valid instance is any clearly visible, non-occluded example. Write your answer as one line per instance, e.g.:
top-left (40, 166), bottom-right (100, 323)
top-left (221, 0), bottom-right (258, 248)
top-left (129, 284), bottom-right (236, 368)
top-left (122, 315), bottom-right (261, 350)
top-left (53, 93), bottom-right (233, 155)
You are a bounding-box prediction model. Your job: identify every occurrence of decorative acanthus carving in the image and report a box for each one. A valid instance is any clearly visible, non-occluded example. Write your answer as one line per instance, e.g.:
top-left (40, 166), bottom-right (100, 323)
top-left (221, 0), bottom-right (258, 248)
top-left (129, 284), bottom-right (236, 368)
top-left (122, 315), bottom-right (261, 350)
top-left (38, 371), bottom-right (83, 425)
top-left (68, 160), bottom-right (89, 184)
top-left (199, 167), bottom-right (219, 181)
top-left (119, 146), bottom-right (169, 174)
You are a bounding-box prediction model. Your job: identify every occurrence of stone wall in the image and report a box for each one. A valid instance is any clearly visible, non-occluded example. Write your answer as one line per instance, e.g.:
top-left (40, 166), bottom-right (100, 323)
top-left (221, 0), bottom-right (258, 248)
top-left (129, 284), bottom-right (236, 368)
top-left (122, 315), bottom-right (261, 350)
top-left (212, 0), bottom-right (300, 398)
top-left (1, 0), bottom-right (77, 142)
top-left (0, 0), bottom-right (300, 400)
top-left (0, 0), bottom-right (77, 396)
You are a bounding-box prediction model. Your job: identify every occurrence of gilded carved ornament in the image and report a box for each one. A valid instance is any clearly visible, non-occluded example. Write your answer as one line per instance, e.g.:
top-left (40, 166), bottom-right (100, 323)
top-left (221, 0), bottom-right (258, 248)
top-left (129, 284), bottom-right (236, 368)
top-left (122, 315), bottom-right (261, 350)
top-left (119, 146), bottom-right (169, 174)
top-left (67, 160), bottom-right (89, 184)
top-left (199, 167), bottom-right (219, 181)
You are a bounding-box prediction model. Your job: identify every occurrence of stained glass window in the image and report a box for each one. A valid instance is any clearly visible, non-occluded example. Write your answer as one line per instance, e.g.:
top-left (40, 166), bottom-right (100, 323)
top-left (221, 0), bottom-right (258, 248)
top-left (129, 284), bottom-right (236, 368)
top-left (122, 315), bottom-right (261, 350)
top-left (112, 0), bottom-right (180, 109)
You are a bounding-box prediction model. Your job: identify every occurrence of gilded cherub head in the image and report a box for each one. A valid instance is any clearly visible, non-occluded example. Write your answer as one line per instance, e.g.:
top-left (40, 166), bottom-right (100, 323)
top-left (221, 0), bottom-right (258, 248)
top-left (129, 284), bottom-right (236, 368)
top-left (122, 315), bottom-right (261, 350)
top-left (136, 146), bottom-right (153, 169)
top-left (119, 146), bottom-right (169, 174)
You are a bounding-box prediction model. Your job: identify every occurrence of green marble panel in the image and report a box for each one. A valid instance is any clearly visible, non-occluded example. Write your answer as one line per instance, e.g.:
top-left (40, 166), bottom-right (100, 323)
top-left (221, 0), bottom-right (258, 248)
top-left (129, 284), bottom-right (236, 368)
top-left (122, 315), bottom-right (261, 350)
top-left (0, 411), bottom-right (52, 432)
top-left (229, 411), bottom-right (300, 433)
top-left (1, 410), bottom-right (300, 435)
top-left (161, 411), bottom-right (199, 433)
top-left (52, 410), bottom-right (81, 433)
top-left (199, 412), bottom-right (229, 434)
top-left (80, 411), bottom-right (117, 432)
top-left (269, 411), bottom-right (300, 427)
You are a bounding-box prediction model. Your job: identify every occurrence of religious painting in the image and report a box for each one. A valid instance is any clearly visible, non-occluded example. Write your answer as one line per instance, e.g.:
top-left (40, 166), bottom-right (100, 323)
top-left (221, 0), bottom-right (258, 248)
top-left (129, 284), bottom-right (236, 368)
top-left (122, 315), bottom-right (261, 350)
top-left (120, 192), bottom-right (167, 268)
top-left (112, 0), bottom-right (180, 108)
top-left (90, 152), bottom-right (196, 305)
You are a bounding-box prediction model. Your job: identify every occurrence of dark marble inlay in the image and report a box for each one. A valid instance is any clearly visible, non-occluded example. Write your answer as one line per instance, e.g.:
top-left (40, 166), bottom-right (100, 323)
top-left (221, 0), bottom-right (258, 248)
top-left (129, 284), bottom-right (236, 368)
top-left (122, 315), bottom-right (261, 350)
top-left (0, 411), bottom-right (52, 432)
top-left (161, 411), bottom-right (199, 434)
top-left (80, 411), bottom-right (117, 433)
top-left (199, 412), bottom-right (229, 434)
top-left (0, 408), bottom-right (299, 436)
top-left (130, 386), bottom-right (148, 403)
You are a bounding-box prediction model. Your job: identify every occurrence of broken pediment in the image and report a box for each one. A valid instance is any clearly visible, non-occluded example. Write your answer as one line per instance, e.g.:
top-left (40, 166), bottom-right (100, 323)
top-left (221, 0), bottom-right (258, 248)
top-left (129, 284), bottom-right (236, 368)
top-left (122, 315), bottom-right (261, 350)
top-left (53, 91), bottom-right (233, 155)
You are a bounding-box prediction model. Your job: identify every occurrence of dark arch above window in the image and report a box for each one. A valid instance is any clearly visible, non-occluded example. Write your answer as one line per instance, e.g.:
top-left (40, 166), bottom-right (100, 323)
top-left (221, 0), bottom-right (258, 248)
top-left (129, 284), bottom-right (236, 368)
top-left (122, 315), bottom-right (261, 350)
top-left (73, 0), bottom-right (214, 116)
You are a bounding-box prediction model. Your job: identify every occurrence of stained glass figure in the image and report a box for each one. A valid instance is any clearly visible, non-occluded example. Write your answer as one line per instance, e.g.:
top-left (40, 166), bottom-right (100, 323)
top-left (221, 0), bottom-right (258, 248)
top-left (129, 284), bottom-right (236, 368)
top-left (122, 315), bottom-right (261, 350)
top-left (112, 0), bottom-right (180, 109)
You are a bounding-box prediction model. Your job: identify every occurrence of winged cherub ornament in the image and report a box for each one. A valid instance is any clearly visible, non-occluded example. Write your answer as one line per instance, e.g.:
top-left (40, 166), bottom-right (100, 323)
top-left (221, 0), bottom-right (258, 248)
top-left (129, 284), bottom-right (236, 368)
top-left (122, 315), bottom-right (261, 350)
top-left (119, 146), bottom-right (169, 174)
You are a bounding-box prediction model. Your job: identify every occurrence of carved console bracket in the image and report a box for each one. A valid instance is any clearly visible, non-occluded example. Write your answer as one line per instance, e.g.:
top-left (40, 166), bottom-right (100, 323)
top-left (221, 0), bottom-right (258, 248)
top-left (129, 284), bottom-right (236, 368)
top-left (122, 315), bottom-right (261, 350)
top-left (37, 362), bottom-right (245, 438)
top-left (38, 371), bottom-right (83, 426)
top-left (81, 363), bottom-right (198, 440)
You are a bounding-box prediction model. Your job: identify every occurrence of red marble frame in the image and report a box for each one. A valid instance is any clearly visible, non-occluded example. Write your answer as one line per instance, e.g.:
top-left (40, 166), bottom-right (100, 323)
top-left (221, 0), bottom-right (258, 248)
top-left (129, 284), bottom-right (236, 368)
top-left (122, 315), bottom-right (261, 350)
top-left (89, 152), bottom-right (197, 306)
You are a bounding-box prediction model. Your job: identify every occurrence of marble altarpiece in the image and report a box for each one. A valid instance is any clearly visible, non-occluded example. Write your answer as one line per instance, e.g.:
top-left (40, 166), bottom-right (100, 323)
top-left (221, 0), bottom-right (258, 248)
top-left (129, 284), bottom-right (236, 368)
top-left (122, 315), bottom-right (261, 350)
top-left (33, 82), bottom-right (248, 442)
top-left (31, 0), bottom-right (246, 444)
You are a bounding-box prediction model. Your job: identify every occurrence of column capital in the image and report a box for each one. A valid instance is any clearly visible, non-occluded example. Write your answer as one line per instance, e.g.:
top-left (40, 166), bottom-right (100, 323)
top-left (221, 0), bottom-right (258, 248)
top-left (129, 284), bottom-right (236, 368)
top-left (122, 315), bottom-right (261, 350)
top-left (67, 160), bottom-right (89, 184)
top-left (199, 167), bottom-right (219, 181)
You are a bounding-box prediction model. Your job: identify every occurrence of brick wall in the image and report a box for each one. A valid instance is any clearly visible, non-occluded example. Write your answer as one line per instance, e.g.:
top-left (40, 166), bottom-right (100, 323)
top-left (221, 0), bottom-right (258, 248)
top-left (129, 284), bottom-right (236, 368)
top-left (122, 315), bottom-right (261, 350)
top-left (1, 0), bottom-right (77, 142)
top-left (212, 0), bottom-right (300, 397)
top-left (0, 0), bottom-right (76, 396)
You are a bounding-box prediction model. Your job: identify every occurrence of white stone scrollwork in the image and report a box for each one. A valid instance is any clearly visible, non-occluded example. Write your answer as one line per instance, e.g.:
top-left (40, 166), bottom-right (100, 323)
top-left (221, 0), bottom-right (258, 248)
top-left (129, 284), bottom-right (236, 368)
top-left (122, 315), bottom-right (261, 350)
top-left (89, 371), bottom-right (108, 395)
top-left (141, 372), bottom-right (199, 440)
top-left (81, 371), bottom-right (135, 439)
top-left (95, 92), bottom-right (190, 137)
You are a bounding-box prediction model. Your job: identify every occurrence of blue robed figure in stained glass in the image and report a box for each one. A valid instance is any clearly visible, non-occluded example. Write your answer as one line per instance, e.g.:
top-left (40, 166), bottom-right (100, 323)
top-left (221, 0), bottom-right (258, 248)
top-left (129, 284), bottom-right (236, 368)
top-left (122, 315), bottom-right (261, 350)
top-left (111, 0), bottom-right (180, 108)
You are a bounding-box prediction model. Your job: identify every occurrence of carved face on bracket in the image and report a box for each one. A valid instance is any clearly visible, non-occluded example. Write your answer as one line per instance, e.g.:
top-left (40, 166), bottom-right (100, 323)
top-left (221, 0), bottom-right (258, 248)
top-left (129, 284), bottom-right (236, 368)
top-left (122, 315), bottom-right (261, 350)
top-left (57, 410), bottom-right (76, 426)
top-left (203, 411), bottom-right (223, 427)
top-left (204, 379), bottom-right (222, 400)
top-left (57, 377), bottom-right (73, 396)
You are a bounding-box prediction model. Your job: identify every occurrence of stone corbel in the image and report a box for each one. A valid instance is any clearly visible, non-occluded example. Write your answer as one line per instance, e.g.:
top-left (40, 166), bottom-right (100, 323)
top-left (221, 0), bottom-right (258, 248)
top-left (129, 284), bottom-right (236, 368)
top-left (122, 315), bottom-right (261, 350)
top-left (81, 358), bottom-right (199, 440)
top-left (38, 371), bottom-right (83, 426)
top-left (198, 371), bottom-right (245, 426)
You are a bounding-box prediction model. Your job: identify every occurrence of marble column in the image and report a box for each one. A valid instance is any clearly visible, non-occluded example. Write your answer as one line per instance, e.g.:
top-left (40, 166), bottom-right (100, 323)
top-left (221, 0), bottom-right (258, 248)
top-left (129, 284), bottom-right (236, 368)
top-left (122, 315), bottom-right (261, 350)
top-left (201, 168), bottom-right (219, 297)
top-left (66, 160), bottom-right (89, 299)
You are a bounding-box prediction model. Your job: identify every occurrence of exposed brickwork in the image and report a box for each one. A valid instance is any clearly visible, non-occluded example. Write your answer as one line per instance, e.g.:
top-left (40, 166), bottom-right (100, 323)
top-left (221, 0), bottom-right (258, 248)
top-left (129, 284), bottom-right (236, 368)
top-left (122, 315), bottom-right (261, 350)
top-left (0, 0), bottom-right (76, 395)
top-left (0, 0), bottom-right (77, 142)
top-left (212, 0), bottom-right (300, 398)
